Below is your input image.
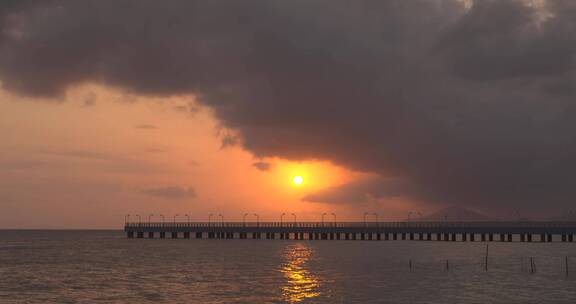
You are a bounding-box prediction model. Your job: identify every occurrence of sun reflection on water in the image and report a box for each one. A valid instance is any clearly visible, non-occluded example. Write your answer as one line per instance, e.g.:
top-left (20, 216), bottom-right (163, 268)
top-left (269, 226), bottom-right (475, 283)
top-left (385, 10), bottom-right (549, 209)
top-left (279, 243), bottom-right (321, 302)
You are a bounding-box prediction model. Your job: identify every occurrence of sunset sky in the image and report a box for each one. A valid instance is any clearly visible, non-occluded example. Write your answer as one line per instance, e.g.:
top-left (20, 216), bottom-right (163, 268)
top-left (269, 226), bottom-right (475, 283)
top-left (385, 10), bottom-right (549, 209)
top-left (1, 84), bottom-right (424, 228)
top-left (1, 0), bottom-right (576, 228)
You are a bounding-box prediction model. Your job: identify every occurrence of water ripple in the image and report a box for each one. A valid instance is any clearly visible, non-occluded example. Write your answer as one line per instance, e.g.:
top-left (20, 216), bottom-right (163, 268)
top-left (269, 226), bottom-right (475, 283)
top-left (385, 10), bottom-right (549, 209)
top-left (0, 231), bottom-right (575, 303)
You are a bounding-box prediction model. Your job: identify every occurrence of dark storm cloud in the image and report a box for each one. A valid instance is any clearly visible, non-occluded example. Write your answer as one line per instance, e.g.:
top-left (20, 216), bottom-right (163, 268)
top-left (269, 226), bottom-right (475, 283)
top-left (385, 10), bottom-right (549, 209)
top-left (141, 186), bottom-right (196, 200)
top-left (303, 178), bottom-right (408, 204)
top-left (1, 0), bottom-right (576, 213)
top-left (0, 1), bottom-right (36, 30)
top-left (438, 0), bottom-right (576, 80)
top-left (252, 161), bottom-right (272, 171)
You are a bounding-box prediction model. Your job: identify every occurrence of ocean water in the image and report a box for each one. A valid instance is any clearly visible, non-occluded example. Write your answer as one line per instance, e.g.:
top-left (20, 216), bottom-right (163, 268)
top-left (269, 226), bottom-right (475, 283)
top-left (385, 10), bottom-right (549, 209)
top-left (1, 230), bottom-right (575, 303)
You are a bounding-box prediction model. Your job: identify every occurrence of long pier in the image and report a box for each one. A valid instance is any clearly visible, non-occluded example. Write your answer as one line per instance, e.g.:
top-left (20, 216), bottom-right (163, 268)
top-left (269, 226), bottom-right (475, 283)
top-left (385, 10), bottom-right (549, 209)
top-left (125, 221), bottom-right (576, 242)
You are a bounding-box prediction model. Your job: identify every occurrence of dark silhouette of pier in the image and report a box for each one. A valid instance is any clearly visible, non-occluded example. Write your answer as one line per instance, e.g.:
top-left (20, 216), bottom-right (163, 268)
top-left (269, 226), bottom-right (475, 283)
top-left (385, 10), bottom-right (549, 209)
top-left (124, 221), bottom-right (576, 242)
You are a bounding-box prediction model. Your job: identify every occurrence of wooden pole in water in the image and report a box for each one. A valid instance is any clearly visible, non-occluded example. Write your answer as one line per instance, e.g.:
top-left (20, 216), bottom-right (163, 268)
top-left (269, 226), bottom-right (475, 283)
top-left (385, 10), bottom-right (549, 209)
top-left (409, 259), bottom-right (413, 272)
top-left (484, 244), bottom-right (489, 272)
top-left (566, 256), bottom-right (569, 278)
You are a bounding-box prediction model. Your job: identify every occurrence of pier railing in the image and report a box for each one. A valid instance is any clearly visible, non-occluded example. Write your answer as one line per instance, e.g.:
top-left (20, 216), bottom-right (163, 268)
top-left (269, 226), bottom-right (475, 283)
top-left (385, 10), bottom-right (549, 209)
top-left (125, 221), bottom-right (576, 229)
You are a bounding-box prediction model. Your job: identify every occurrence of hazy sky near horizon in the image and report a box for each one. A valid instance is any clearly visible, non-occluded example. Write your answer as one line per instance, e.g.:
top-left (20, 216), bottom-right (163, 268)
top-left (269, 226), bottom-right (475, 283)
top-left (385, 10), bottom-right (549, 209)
top-left (1, 0), bottom-right (576, 227)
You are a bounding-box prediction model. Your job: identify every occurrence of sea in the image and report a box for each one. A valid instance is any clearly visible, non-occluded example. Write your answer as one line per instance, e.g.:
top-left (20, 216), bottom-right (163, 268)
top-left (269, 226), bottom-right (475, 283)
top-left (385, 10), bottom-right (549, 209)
top-left (0, 230), bottom-right (575, 303)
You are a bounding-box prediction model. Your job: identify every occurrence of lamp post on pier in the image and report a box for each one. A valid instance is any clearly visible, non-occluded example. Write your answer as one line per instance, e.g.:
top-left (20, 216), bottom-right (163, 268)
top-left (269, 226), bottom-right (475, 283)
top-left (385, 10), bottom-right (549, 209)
top-left (125, 214), bottom-right (130, 224)
top-left (331, 212), bottom-right (337, 227)
top-left (363, 212), bottom-right (369, 227)
top-left (254, 213), bottom-right (259, 227)
top-left (218, 214), bottom-right (224, 227)
top-left (280, 213), bottom-right (285, 227)
top-left (148, 214), bottom-right (154, 224)
top-left (173, 214), bottom-right (179, 225)
top-left (243, 213), bottom-right (248, 227)
top-left (373, 212), bottom-right (379, 228)
top-left (136, 214), bottom-right (141, 225)
top-left (185, 214), bottom-right (190, 225)
top-left (291, 213), bottom-right (297, 227)
top-left (322, 212), bottom-right (327, 227)
top-left (209, 213), bottom-right (213, 227)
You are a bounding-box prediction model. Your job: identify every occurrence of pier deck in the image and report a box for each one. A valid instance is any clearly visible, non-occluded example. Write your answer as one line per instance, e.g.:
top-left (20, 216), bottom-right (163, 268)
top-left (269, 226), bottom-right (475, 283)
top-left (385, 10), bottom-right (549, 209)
top-left (125, 221), bottom-right (576, 242)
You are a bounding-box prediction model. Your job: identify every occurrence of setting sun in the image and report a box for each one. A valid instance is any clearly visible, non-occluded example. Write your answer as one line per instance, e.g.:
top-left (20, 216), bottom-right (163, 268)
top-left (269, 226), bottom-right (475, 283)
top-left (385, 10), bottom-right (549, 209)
top-left (292, 175), bottom-right (304, 185)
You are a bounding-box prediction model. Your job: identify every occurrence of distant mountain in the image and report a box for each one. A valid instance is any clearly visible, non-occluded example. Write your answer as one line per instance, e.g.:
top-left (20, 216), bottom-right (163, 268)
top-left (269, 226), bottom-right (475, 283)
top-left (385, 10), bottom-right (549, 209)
top-left (420, 206), bottom-right (496, 222)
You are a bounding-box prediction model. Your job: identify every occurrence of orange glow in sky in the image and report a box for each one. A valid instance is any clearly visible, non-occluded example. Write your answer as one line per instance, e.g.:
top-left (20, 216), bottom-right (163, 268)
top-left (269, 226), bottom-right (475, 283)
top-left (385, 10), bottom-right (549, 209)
top-left (0, 83), bottom-right (398, 228)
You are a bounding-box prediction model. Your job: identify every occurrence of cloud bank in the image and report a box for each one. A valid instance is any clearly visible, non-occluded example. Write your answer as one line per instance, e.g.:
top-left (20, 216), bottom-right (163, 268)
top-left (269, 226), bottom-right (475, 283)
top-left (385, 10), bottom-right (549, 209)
top-left (1, 0), bottom-right (576, 213)
top-left (141, 186), bottom-right (196, 200)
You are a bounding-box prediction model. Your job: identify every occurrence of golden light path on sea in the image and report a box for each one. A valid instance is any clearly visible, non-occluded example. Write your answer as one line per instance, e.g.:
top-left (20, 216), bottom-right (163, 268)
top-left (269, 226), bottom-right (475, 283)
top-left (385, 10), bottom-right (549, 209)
top-left (279, 243), bottom-right (321, 302)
